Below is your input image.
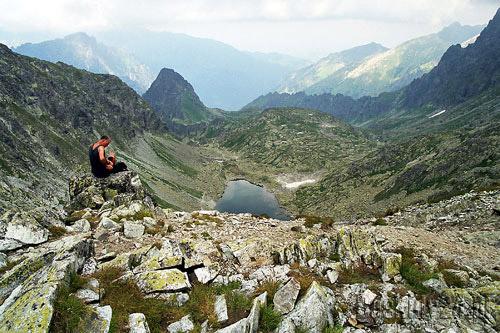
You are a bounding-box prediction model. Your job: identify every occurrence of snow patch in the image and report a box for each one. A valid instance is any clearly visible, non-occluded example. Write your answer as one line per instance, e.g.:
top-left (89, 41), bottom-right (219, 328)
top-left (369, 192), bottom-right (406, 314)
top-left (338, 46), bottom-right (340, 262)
top-left (428, 110), bottom-right (446, 119)
top-left (283, 179), bottom-right (317, 189)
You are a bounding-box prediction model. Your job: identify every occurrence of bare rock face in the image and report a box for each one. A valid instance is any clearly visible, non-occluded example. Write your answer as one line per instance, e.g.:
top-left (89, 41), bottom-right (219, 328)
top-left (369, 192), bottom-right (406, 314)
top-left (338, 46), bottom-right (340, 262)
top-left (68, 171), bottom-right (145, 211)
top-left (0, 234), bottom-right (93, 332)
top-left (273, 277), bottom-right (300, 314)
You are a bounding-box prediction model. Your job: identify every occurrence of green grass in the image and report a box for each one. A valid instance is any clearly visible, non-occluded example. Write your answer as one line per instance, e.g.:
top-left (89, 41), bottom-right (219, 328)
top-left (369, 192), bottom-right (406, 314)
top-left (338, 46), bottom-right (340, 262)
top-left (372, 218), bottom-right (388, 226)
top-left (323, 324), bottom-right (344, 333)
top-left (397, 248), bottom-right (438, 294)
top-left (92, 267), bottom-right (185, 333)
top-left (259, 305), bottom-right (282, 332)
top-left (48, 225), bottom-right (67, 239)
top-left (50, 273), bottom-right (91, 333)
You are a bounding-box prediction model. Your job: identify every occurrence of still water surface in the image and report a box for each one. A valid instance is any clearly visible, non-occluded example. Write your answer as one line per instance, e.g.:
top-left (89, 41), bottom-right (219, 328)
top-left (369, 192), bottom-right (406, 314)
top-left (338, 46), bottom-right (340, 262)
top-left (215, 180), bottom-right (291, 220)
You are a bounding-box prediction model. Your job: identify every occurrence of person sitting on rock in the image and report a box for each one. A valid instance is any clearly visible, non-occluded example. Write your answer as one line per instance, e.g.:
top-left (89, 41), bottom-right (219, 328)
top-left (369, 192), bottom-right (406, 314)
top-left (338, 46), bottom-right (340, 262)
top-left (89, 135), bottom-right (127, 178)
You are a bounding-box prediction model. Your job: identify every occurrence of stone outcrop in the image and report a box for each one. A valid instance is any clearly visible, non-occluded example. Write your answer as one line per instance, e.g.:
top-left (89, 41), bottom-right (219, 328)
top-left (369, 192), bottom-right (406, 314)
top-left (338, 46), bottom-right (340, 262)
top-left (0, 174), bottom-right (498, 333)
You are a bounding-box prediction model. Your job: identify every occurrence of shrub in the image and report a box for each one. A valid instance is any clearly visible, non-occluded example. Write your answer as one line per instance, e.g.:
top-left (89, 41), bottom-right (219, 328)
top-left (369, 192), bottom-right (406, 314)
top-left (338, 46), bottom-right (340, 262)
top-left (337, 263), bottom-right (380, 285)
top-left (298, 215), bottom-right (334, 229)
top-left (372, 218), bottom-right (388, 226)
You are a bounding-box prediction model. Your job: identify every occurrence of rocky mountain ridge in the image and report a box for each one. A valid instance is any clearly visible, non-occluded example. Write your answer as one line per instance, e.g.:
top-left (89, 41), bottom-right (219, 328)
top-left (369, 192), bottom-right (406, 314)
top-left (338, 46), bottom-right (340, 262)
top-left (14, 32), bottom-right (155, 93)
top-left (277, 23), bottom-right (484, 98)
top-left (0, 171), bottom-right (498, 332)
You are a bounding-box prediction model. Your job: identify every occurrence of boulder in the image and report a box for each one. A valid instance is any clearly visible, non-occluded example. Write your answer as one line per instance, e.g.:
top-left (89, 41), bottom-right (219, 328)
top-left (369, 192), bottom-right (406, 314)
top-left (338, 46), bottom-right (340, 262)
top-left (75, 278), bottom-right (101, 304)
top-left (381, 253), bottom-right (402, 282)
top-left (135, 269), bottom-right (191, 293)
top-left (277, 282), bottom-right (335, 332)
top-left (68, 218), bottom-right (91, 232)
top-left (0, 234), bottom-right (93, 332)
top-left (273, 277), bottom-right (300, 314)
top-left (443, 269), bottom-right (470, 287)
top-left (124, 221), bottom-right (145, 239)
top-left (99, 216), bottom-right (121, 230)
top-left (362, 289), bottom-right (377, 305)
top-left (83, 305), bottom-right (112, 333)
top-left (215, 294), bottom-right (229, 322)
top-left (167, 315), bottom-right (194, 333)
top-left (68, 171), bottom-right (145, 211)
top-left (194, 266), bottom-right (219, 284)
top-left (129, 313), bottom-right (151, 333)
top-left (215, 292), bottom-right (267, 333)
top-left (4, 213), bottom-right (49, 245)
top-left (422, 278), bottom-right (448, 293)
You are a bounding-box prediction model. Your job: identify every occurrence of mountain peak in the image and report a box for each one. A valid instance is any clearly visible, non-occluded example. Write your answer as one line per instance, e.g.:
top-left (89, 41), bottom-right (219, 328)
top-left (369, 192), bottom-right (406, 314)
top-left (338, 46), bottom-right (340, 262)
top-left (143, 68), bottom-right (209, 126)
top-left (64, 32), bottom-right (97, 44)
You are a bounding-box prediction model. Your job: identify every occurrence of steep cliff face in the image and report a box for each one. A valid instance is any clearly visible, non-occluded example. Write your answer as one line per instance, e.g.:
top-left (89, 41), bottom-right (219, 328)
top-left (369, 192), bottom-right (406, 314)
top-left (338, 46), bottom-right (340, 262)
top-left (402, 9), bottom-right (500, 108)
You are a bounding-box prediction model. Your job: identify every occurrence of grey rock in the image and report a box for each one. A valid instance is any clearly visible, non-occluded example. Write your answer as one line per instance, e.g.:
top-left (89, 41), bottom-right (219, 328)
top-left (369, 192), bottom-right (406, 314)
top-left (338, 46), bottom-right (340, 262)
top-left (75, 288), bottom-right (100, 304)
top-left (0, 252), bottom-right (6, 269)
top-left (124, 221), bottom-right (145, 239)
top-left (215, 292), bottom-right (267, 333)
top-left (277, 282), bottom-right (335, 332)
top-left (0, 238), bottom-right (23, 251)
top-left (135, 269), bottom-right (191, 293)
top-left (129, 313), bottom-right (151, 333)
top-left (83, 305), bottom-right (112, 333)
top-left (4, 215), bottom-right (49, 245)
top-left (362, 288), bottom-right (377, 305)
top-left (167, 315), bottom-right (194, 333)
top-left (99, 216), bottom-right (120, 230)
top-left (215, 294), bottom-right (229, 322)
top-left (194, 266), bottom-right (218, 284)
top-left (273, 277), bottom-right (300, 314)
top-left (422, 278), bottom-right (448, 293)
top-left (68, 218), bottom-right (91, 232)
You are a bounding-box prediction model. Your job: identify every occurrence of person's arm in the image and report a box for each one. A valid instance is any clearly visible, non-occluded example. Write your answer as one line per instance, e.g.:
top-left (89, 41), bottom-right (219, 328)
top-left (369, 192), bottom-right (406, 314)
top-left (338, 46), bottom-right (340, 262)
top-left (98, 146), bottom-right (114, 171)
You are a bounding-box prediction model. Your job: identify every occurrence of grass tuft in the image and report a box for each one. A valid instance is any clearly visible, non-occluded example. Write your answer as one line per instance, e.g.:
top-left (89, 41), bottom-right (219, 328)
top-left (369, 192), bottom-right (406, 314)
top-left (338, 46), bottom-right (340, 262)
top-left (254, 280), bottom-right (281, 301)
top-left (259, 304), bottom-right (282, 332)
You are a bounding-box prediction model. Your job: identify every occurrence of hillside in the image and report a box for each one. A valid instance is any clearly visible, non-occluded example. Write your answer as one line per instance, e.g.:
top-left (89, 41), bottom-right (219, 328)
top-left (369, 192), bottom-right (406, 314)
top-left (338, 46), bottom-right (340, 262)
top-left (277, 42), bottom-right (388, 94)
top-left (278, 23), bottom-right (484, 98)
top-left (14, 32), bottom-right (155, 93)
top-left (245, 9), bottom-right (500, 136)
top-left (209, 108), bottom-right (375, 173)
top-left (0, 44), bottom-right (230, 213)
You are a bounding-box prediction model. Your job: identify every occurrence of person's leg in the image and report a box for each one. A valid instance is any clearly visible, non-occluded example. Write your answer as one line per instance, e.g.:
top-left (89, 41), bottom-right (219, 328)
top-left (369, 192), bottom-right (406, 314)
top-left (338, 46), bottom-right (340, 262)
top-left (111, 162), bottom-right (128, 173)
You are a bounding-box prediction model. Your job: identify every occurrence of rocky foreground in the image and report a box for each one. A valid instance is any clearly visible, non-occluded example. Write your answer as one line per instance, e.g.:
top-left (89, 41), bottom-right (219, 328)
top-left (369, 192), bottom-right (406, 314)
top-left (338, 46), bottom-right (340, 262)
top-left (0, 171), bottom-right (498, 333)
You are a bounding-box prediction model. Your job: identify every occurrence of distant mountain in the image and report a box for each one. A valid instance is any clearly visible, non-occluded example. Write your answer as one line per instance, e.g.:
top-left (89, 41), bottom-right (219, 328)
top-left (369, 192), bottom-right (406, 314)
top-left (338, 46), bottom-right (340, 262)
top-left (247, 51), bottom-right (311, 71)
top-left (143, 68), bottom-right (221, 134)
top-left (245, 10), bottom-right (500, 135)
top-left (277, 42), bottom-right (388, 94)
top-left (278, 23), bottom-right (484, 98)
top-left (97, 30), bottom-right (300, 110)
top-left (14, 32), bottom-right (155, 93)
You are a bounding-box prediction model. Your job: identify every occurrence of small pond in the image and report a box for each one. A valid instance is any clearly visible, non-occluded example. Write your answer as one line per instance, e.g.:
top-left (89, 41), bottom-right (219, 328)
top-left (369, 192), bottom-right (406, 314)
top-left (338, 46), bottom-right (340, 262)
top-left (215, 180), bottom-right (291, 220)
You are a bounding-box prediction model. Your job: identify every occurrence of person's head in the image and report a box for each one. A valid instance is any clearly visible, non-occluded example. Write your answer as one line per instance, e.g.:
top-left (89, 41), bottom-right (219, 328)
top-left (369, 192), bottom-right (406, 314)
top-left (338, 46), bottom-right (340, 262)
top-left (99, 135), bottom-right (111, 147)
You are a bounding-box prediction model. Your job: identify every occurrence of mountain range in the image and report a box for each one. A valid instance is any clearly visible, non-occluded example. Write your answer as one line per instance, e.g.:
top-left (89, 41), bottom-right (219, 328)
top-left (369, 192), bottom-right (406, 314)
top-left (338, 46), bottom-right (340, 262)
top-left (14, 32), bottom-right (155, 93)
top-left (13, 31), bottom-right (307, 110)
top-left (277, 23), bottom-right (484, 98)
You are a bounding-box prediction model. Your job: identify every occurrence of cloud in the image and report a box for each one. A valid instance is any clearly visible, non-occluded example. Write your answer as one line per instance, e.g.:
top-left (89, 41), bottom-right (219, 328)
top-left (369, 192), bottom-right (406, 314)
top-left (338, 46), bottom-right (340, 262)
top-left (0, 0), bottom-right (497, 56)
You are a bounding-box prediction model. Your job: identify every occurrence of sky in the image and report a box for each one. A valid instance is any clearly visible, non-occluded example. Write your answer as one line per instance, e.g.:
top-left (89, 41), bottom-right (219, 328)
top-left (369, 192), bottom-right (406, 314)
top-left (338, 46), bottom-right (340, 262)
top-left (0, 0), bottom-right (498, 59)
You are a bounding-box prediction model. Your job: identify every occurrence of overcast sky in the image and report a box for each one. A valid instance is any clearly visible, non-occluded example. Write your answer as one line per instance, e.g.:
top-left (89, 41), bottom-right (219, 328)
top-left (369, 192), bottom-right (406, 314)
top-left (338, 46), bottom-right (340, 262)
top-left (0, 0), bottom-right (497, 59)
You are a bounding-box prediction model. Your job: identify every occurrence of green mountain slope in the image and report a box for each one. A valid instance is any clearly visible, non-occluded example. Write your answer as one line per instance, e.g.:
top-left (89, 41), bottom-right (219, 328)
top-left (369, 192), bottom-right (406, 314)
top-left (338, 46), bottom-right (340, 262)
top-left (14, 32), bottom-right (155, 93)
top-left (277, 42), bottom-right (388, 94)
top-left (278, 23), bottom-right (483, 98)
top-left (210, 108), bottom-right (375, 173)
